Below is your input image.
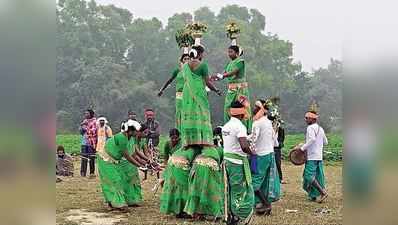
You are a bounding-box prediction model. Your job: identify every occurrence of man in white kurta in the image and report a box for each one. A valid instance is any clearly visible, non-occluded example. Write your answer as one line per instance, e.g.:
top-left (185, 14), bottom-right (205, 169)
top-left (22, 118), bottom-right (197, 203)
top-left (222, 100), bottom-right (255, 225)
top-left (249, 100), bottom-right (280, 215)
top-left (298, 110), bottom-right (328, 203)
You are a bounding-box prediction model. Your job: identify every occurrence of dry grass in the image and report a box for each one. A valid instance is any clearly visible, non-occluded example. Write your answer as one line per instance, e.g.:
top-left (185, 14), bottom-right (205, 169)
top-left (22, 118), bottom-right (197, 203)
top-left (56, 158), bottom-right (342, 225)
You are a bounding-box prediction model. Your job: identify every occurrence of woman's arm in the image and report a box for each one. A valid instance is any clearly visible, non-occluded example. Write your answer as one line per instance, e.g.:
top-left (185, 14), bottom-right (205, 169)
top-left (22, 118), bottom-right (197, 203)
top-left (158, 76), bottom-right (177, 96)
top-left (123, 150), bottom-right (145, 167)
top-left (205, 76), bottom-right (222, 96)
top-left (211, 68), bottom-right (239, 81)
top-left (133, 152), bottom-right (148, 165)
top-left (223, 68), bottom-right (239, 78)
top-left (135, 148), bottom-right (150, 162)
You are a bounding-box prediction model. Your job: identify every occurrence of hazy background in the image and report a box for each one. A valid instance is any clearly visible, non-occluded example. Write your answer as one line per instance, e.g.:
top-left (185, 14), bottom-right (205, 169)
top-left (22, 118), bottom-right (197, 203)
top-left (95, 0), bottom-right (343, 71)
top-left (56, 0), bottom-right (343, 134)
top-left (0, 0), bottom-right (397, 225)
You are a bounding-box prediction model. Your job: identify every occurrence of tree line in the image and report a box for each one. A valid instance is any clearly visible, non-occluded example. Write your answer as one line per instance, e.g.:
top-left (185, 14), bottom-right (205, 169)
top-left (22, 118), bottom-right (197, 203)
top-left (56, 0), bottom-right (342, 134)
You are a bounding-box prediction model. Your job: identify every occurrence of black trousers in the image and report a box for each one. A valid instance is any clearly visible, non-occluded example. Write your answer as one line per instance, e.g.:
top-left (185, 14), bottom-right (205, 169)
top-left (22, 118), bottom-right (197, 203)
top-left (81, 145), bottom-right (95, 176)
top-left (274, 147), bottom-right (283, 181)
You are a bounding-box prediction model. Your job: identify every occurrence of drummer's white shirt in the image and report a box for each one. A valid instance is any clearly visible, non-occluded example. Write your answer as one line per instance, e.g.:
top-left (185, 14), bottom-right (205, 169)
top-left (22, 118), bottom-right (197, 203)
top-left (249, 116), bottom-right (276, 156)
top-left (301, 123), bottom-right (328, 160)
top-left (222, 117), bottom-right (248, 164)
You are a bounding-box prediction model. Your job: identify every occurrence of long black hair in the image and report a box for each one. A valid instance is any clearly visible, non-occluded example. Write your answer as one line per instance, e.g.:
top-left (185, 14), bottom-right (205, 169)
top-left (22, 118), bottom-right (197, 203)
top-left (228, 45), bottom-right (240, 54)
top-left (86, 109), bottom-right (95, 118)
top-left (189, 45), bottom-right (205, 59)
top-left (193, 45), bottom-right (204, 54)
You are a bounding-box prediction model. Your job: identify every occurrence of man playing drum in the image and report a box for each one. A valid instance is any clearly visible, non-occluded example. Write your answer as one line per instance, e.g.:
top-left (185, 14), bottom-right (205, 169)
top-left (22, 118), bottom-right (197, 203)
top-left (294, 102), bottom-right (329, 203)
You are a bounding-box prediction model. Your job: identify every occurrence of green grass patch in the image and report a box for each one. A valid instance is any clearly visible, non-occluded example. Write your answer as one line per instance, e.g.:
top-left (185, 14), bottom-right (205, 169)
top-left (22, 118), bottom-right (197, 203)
top-left (56, 133), bottom-right (342, 161)
top-left (56, 134), bottom-right (82, 155)
top-left (283, 133), bottom-right (343, 161)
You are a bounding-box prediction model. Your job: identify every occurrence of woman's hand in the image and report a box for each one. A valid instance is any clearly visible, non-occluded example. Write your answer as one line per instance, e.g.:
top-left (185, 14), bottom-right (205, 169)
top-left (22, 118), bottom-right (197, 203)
top-left (133, 153), bottom-right (148, 166)
top-left (210, 73), bottom-right (224, 81)
top-left (135, 149), bottom-right (150, 162)
top-left (210, 74), bottom-right (218, 81)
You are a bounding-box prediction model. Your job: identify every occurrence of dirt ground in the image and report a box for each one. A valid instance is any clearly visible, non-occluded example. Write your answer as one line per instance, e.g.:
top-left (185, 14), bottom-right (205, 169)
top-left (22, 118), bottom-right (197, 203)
top-left (56, 158), bottom-right (342, 225)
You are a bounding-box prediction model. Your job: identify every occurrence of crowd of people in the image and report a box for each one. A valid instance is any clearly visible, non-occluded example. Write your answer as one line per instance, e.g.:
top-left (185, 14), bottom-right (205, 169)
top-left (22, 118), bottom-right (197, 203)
top-left (56, 22), bottom-right (329, 225)
top-left (56, 109), bottom-right (161, 180)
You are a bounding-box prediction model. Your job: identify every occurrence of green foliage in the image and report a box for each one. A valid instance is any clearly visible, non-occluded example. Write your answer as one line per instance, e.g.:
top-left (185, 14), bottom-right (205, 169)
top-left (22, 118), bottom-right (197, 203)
top-left (57, 0), bottom-right (342, 134)
top-left (282, 133), bottom-right (343, 161)
top-left (56, 134), bottom-right (82, 155)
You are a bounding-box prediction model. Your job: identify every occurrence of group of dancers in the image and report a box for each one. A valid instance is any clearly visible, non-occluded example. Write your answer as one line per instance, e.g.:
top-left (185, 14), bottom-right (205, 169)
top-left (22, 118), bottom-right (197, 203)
top-left (96, 22), bottom-right (329, 225)
top-left (157, 24), bottom-right (279, 224)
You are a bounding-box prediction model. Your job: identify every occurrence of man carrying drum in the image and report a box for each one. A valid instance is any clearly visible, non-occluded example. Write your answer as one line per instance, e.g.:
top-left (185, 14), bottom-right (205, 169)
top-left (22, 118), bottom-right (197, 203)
top-left (294, 102), bottom-right (329, 203)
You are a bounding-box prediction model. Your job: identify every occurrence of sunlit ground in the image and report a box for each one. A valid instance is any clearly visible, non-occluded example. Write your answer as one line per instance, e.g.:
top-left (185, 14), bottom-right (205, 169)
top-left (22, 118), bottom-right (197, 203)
top-left (56, 158), bottom-right (342, 225)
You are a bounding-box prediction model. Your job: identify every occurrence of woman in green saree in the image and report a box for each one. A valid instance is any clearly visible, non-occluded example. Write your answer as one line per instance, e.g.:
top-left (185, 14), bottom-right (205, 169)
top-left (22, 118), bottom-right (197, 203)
top-left (118, 124), bottom-right (151, 207)
top-left (97, 120), bottom-right (149, 211)
top-left (212, 45), bottom-right (252, 131)
top-left (160, 146), bottom-right (201, 217)
top-left (158, 53), bottom-right (191, 132)
top-left (180, 45), bottom-right (221, 147)
top-left (161, 128), bottom-right (182, 166)
top-left (181, 45), bottom-right (224, 219)
top-left (184, 132), bottom-right (224, 220)
top-left (160, 45), bottom-right (221, 218)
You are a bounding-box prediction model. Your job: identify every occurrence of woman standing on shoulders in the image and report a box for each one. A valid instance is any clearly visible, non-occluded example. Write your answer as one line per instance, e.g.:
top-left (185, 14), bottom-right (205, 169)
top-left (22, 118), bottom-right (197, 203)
top-left (180, 28), bottom-right (224, 220)
top-left (158, 29), bottom-right (193, 131)
top-left (212, 23), bottom-right (252, 131)
top-left (160, 27), bottom-right (221, 218)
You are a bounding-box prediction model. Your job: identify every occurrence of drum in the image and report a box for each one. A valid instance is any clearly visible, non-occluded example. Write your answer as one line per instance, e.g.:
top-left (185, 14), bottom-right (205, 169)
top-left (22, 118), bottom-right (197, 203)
top-left (289, 143), bottom-right (306, 165)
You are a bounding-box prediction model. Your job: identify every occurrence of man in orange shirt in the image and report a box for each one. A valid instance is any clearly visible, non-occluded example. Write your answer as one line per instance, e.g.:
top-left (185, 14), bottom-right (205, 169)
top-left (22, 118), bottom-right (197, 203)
top-left (96, 116), bottom-right (113, 161)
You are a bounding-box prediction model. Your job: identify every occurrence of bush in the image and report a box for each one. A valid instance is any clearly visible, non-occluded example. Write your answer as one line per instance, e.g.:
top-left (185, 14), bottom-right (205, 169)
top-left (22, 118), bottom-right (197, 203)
top-left (283, 133), bottom-right (342, 161)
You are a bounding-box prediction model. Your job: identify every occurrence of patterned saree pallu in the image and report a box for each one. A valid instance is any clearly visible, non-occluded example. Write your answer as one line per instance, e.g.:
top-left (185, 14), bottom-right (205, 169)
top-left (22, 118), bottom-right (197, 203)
top-left (160, 147), bottom-right (199, 215)
top-left (181, 63), bottom-right (213, 146)
top-left (184, 147), bottom-right (224, 217)
top-left (224, 57), bottom-right (252, 130)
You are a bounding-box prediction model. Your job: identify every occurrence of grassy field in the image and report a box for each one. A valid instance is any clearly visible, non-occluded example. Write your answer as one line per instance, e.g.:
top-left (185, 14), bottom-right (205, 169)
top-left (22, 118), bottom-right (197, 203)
top-left (57, 133), bottom-right (342, 161)
top-left (56, 159), bottom-right (342, 225)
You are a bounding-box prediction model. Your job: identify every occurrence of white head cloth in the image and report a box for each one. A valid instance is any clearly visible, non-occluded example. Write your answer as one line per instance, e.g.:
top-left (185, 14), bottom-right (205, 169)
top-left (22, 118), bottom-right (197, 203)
top-left (97, 117), bottom-right (108, 124)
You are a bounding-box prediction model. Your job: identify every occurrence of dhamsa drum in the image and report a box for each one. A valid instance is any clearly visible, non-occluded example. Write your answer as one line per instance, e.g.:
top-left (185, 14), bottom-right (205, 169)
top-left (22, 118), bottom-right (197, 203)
top-left (289, 143), bottom-right (306, 165)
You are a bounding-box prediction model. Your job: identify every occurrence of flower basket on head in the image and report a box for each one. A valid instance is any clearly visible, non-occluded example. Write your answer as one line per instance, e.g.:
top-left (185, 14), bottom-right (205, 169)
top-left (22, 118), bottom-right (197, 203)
top-left (308, 101), bottom-right (319, 114)
top-left (186, 22), bottom-right (208, 46)
top-left (175, 28), bottom-right (194, 49)
top-left (186, 22), bottom-right (208, 38)
top-left (226, 21), bottom-right (241, 40)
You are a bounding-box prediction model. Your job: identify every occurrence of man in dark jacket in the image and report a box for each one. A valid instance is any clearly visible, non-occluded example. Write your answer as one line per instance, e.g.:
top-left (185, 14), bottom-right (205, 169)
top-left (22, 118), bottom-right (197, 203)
top-left (142, 108), bottom-right (161, 147)
top-left (274, 125), bottom-right (286, 184)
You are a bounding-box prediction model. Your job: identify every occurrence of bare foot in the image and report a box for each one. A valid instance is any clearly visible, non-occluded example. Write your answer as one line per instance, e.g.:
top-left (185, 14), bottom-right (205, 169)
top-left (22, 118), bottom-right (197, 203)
top-left (318, 193), bottom-right (328, 203)
top-left (114, 207), bottom-right (129, 213)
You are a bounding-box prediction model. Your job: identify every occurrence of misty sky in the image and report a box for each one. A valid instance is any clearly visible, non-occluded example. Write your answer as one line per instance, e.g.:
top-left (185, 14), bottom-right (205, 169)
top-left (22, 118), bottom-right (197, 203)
top-left (95, 0), bottom-right (345, 71)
